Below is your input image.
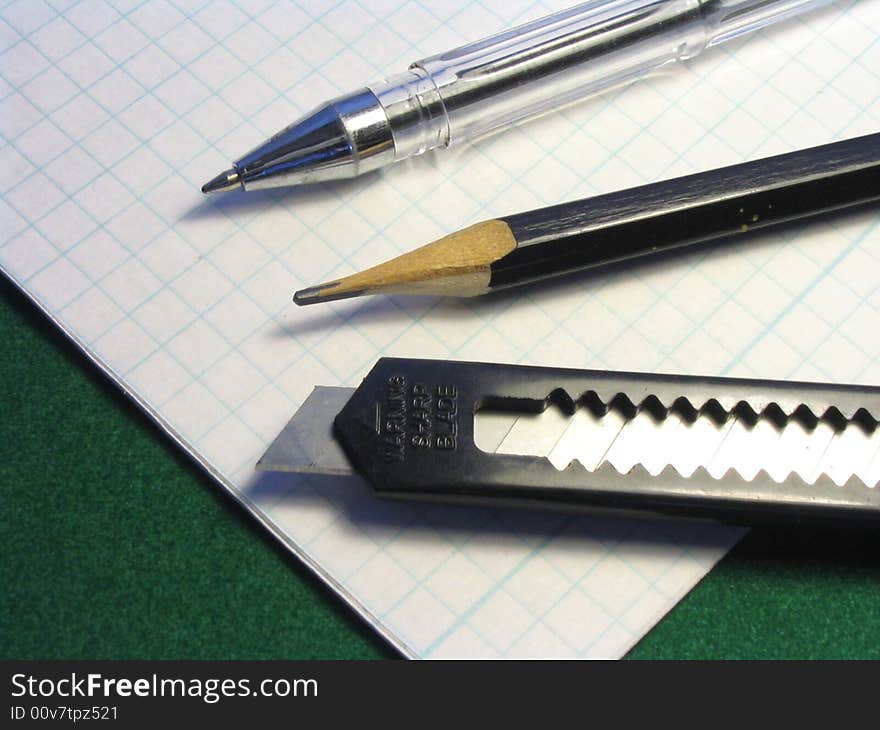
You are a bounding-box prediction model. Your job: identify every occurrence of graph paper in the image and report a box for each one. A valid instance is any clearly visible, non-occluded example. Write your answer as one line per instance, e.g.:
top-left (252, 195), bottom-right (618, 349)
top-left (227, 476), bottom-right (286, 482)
top-left (1, 0), bottom-right (878, 658)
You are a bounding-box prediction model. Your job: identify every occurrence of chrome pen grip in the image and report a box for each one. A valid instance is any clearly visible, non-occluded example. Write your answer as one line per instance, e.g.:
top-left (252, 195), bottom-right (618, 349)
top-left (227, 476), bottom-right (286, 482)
top-left (370, 0), bottom-right (833, 160)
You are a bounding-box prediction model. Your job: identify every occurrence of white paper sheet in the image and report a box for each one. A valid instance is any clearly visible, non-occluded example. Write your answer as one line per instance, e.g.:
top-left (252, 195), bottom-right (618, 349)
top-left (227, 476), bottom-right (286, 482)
top-left (1, 0), bottom-right (878, 657)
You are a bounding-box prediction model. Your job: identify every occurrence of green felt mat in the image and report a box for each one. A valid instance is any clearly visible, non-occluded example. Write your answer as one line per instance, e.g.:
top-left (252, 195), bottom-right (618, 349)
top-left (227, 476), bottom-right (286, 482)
top-left (1, 276), bottom-right (878, 659)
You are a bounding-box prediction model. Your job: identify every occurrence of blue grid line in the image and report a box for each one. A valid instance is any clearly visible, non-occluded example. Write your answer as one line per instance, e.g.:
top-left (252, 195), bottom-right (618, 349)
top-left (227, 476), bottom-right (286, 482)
top-left (722, 216), bottom-right (880, 375)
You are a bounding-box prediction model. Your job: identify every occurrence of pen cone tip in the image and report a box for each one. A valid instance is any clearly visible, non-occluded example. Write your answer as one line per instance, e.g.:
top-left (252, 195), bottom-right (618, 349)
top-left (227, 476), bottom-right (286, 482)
top-left (201, 168), bottom-right (241, 194)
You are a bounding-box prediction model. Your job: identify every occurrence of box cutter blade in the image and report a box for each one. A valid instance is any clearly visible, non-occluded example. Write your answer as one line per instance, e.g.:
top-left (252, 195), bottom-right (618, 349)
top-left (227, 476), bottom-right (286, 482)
top-left (256, 358), bottom-right (880, 527)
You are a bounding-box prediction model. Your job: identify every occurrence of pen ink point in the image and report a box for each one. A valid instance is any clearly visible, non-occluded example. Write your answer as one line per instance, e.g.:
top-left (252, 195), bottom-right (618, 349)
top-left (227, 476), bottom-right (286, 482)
top-left (201, 168), bottom-right (241, 194)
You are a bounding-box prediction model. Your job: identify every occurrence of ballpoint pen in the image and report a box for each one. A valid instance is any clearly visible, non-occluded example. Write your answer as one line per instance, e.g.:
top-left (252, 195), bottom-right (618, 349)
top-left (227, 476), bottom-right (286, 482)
top-left (202, 0), bottom-right (834, 194)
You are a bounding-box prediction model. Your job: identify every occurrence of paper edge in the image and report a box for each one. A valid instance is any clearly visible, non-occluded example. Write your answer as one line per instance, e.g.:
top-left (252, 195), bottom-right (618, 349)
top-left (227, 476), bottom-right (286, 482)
top-left (1, 261), bottom-right (747, 659)
top-left (0, 262), bottom-right (415, 660)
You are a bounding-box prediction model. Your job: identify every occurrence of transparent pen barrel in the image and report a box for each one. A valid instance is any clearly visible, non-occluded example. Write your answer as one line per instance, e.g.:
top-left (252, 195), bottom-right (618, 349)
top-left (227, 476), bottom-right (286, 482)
top-left (701, 0), bottom-right (834, 47)
top-left (370, 0), bottom-right (833, 159)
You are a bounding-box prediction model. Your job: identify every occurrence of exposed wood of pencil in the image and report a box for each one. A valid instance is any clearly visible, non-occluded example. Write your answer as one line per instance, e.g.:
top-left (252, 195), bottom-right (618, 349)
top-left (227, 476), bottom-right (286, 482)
top-left (293, 220), bottom-right (516, 304)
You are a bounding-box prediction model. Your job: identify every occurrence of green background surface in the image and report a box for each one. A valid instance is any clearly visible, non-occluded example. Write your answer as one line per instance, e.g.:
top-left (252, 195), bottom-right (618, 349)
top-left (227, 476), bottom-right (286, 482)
top-left (1, 275), bottom-right (878, 660)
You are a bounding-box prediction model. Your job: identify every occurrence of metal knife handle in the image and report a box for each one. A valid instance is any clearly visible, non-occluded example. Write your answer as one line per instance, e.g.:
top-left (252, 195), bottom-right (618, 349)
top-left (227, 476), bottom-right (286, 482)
top-left (333, 358), bottom-right (880, 527)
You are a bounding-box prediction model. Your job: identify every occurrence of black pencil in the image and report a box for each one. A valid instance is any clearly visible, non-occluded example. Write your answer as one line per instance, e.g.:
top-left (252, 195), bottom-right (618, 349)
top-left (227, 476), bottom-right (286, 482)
top-left (293, 133), bottom-right (880, 306)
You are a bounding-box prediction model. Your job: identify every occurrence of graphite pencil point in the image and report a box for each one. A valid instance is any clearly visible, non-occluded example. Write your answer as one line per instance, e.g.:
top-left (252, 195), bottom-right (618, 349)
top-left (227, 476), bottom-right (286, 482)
top-left (293, 282), bottom-right (358, 306)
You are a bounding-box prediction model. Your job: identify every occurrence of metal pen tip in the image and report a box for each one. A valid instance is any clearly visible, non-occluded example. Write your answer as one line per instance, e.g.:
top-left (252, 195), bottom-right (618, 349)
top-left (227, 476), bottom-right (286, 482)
top-left (201, 168), bottom-right (242, 194)
top-left (293, 281), bottom-right (363, 306)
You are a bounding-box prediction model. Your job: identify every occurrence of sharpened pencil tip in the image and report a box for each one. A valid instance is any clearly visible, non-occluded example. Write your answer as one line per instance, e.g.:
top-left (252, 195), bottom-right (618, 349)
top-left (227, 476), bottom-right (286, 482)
top-left (293, 281), bottom-right (362, 306)
top-left (201, 168), bottom-right (241, 194)
top-left (292, 220), bottom-right (515, 306)
top-left (292, 286), bottom-right (320, 305)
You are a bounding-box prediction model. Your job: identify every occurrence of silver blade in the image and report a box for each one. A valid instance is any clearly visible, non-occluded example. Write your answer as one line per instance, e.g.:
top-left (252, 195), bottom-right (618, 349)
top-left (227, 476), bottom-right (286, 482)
top-left (256, 386), bottom-right (356, 476)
